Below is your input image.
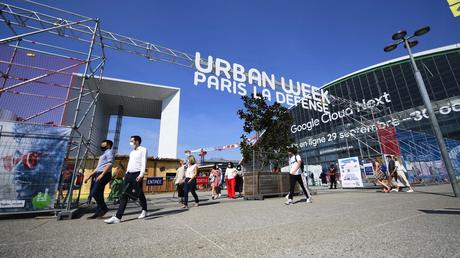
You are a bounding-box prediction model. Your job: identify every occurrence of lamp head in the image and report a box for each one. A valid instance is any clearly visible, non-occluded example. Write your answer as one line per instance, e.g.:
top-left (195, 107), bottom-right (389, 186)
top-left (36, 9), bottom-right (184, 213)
top-left (414, 26), bottom-right (430, 37)
top-left (384, 44), bottom-right (398, 52)
top-left (392, 30), bottom-right (407, 40)
top-left (403, 40), bottom-right (418, 49)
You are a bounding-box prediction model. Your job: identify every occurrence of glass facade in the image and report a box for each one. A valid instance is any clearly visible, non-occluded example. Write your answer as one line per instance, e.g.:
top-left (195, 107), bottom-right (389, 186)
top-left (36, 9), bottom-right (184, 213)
top-left (290, 44), bottom-right (460, 177)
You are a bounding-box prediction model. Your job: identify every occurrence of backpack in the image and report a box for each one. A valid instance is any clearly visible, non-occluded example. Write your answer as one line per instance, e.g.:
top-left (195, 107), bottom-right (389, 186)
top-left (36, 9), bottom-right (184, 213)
top-left (294, 155), bottom-right (305, 173)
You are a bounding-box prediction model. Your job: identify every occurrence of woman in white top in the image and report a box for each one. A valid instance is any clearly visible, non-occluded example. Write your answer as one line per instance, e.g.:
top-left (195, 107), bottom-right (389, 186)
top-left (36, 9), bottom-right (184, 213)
top-left (395, 156), bottom-right (414, 192)
top-left (183, 155), bottom-right (199, 208)
top-left (225, 162), bottom-right (237, 199)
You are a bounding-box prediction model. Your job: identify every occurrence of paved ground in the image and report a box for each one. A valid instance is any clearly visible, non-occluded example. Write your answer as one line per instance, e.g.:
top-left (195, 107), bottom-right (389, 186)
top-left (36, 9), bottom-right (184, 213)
top-left (0, 184), bottom-right (459, 258)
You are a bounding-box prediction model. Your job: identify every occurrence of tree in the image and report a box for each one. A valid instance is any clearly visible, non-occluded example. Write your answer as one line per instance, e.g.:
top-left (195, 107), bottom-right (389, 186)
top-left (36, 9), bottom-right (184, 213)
top-left (237, 94), bottom-right (293, 170)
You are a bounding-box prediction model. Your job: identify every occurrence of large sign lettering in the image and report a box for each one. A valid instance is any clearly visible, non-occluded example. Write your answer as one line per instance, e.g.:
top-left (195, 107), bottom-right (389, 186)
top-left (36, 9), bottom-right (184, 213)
top-left (193, 52), bottom-right (330, 111)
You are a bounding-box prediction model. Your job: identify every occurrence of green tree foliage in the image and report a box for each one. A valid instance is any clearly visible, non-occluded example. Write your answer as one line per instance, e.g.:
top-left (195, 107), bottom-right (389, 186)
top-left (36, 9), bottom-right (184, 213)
top-left (237, 94), bottom-right (293, 169)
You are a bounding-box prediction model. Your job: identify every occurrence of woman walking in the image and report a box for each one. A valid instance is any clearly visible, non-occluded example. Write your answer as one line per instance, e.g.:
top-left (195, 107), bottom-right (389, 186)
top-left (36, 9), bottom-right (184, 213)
top-left (174, 160), bottom-right (186, 204)
top-left (395, 156), bottom-right (415, 192)
top-left (183, 155), bottom-right (199, 209)
top-left (374, 157), bottom-right (391, 193)
top-left (225, 162), bottom-right (237, 199)
top-left (210, 164), bottom-right (221, 200)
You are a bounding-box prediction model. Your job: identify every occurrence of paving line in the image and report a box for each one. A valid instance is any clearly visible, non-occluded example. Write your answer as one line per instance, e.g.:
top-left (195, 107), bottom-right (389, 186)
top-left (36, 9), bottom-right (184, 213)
top-left (183, 222), bottom-right (235, 258)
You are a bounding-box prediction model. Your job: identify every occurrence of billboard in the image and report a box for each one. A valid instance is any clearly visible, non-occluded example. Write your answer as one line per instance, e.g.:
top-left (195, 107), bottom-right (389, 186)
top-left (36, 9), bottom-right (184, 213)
top-left (338, 156), bottom-right (363, 188)
top-left (0, 121), bottom-right (71, 213)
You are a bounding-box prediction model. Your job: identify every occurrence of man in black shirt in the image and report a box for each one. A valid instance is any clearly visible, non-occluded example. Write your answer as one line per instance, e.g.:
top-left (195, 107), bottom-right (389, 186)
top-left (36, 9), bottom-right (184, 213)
top-left (387, 155), bottom-right (398, 192)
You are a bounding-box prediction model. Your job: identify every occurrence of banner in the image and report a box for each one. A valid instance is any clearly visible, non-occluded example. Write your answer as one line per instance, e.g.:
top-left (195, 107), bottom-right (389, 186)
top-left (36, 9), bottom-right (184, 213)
top-left (338, 156), bottom-right (363, 188)
top-left (377, 125), bottom-right (401, 156)
top-left (363, 162), bottom-right (374, 179)
top-left (0, 121), bottom-right (71, 213)
top-left (196, 176), bottom-right (209, 185)
top-left (146, 177), bottom-right (163, 186)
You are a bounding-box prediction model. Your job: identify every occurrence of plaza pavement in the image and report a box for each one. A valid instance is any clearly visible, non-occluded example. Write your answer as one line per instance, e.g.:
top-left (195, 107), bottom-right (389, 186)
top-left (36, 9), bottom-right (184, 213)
top-left (0, 184), bottom-right (459, 258)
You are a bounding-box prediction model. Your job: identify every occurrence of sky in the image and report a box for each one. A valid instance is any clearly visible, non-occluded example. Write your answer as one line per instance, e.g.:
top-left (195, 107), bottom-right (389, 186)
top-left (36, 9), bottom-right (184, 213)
top-left (4, 0), bottom-right (460, 160)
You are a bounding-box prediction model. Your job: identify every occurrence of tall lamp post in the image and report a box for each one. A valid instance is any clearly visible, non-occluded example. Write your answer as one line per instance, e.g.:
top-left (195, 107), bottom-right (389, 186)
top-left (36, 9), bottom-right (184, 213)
top-left (384, 26), bottom-right (460, 197)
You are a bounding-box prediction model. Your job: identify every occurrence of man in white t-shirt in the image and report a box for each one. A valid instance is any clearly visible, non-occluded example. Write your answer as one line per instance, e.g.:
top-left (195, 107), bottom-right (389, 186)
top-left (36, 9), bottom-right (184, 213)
top-left (285, 147), bottom-right (311, 205)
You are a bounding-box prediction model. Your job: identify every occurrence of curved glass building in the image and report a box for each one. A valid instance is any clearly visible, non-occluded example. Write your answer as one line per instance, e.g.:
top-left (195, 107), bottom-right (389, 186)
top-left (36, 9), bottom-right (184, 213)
top-left (290, 43), bottom-right (460, 182)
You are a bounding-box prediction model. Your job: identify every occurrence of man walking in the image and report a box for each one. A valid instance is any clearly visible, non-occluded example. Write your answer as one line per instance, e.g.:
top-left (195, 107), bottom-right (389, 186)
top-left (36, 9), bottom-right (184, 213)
top-left (388, 155), bottom-right (398, 192)
top-left (105, 136), bottom-right (148, 224)
top-left (285, 147), bottom-right (311, 205)
top-left (87, 140), bottom-right (114, 219)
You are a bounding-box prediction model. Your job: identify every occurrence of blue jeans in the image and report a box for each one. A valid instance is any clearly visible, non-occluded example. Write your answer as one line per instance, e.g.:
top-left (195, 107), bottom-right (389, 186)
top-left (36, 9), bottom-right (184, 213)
top-left (183, 178), bottom-right (199, 206)
top-left (90, 172), bottom-right (111, 214)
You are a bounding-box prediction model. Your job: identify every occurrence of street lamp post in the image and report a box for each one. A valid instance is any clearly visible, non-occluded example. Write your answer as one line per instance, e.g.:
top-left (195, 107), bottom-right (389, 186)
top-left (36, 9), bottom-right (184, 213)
top-left (384, 26), bottom-right (460, 197)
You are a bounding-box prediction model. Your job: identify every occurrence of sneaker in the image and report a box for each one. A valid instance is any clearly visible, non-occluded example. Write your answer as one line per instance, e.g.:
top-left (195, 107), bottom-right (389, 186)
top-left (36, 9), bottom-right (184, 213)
top-left (138, 210), bottom-right (147, 219)
top-left (390, 188), bottom-right (398, 192)
top-left (306, 198), bottom-right (312, 203)
top-left (104, 216), bottom-right (120, 224)
top-left (407, 189), bottom-right (414, 193)
top-left (285, 194), bottom-right (289, 200)
top-left (218, 194), bottom-right (221, 198)
top-left (284, 199), bottom-right (293, 205)
top-left (193, 203), bottom-right (199, 207)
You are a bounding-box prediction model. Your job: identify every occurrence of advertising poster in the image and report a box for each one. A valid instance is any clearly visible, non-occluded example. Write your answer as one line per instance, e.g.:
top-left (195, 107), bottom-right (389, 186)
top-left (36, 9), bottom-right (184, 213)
top-left (338, 156), bottom-right (363, 188)
top-left (0, 121), bottom-right (71, 213)
top-left (363, 162), bottom-right (374, 179)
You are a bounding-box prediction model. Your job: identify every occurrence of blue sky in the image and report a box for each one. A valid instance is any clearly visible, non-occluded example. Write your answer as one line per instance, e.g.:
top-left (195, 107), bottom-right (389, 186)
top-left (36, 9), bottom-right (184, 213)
top-left (7, 0), bottom-right (460, 160)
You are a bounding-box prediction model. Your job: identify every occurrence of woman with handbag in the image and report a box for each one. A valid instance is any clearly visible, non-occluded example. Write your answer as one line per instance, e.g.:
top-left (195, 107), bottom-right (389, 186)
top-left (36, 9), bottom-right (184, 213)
top-left (210, 163), bottom-right (221, 200)
top-left (225, 162), bottom-right (237, 199)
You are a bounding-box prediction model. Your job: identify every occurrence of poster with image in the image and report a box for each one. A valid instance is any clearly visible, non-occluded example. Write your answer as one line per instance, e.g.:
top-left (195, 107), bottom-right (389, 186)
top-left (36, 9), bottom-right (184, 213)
top-left (0, 121), bottom-right (71, 213)
top-left (338, 156), bottom-right (363, 188)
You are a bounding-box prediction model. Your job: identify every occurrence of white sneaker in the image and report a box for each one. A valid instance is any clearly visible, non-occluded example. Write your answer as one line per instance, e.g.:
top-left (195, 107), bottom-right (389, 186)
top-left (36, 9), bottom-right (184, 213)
top-left (407, 189), bottom-right (414, 193)
top-left (285, 194), bottom-right (289, 200)
top-left (306, 198), bottom-right (312, 203)
top-left (284, 199), bottom-right (293, 205)
top-left (390, 188), bottom-right (398, 192)
top-left (104, 216), bottom-right (120, 224)
top-left (138, 210), bottom-right (147, 219)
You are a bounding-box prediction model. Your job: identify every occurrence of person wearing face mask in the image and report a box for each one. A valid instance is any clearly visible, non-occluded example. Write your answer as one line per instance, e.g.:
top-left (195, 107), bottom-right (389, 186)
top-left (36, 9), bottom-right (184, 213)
top-left (105, 135), bottom-right (148, 224)
top-left (87, 140), bottom-right (114, 219)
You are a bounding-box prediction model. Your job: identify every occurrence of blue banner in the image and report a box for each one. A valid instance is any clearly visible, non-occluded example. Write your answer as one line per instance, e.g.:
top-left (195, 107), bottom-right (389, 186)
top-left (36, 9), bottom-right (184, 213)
top-left (146, 177), bottom-right (163, 186)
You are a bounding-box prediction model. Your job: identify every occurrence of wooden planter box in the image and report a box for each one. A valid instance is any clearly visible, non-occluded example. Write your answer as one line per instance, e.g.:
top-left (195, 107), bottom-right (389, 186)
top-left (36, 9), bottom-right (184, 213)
top-left (243, 172), bottom-right (299, 200)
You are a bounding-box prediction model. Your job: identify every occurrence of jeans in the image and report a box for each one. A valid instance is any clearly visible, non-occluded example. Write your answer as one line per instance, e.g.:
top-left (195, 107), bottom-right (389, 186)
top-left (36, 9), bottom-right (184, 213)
top-left (184, 178), bottom-right (199, 206)
top-left (116, 172), bottom-right (147, 219)
top-left (288, 174), bottom-right (309, 200)
top-left (90, 172), bottom-right (112, 214)
top-left (330, 176), bottom-right (337, 189)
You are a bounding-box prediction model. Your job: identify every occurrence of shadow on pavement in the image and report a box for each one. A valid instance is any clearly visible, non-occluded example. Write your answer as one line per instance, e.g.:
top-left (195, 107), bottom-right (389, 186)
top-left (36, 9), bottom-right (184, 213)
top-left (419, 209), bottom-right (460, 215)
top-left (143, 209), bottom-right (187, 221)
top-left (413, 190), bottom-right (455, 198)
top-left (196, 202), bottom-right (220, 207)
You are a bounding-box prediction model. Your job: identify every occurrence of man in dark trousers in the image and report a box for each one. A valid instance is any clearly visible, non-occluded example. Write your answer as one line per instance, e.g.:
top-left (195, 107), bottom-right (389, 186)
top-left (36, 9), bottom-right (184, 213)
top-left (87, 140), bottom-right (114, 219)
top-left (388, 155), bottom-right (398, 192)
top-left (329, 164), bottom-right (337, 189)
top-left (105, 135), bottom-right (148, 224)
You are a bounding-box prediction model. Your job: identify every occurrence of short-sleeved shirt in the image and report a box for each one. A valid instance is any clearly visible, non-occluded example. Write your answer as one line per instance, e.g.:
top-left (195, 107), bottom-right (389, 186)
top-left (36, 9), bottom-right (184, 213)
top-left (289, 155), bottom-right (302, 175)
top-left (95, 149), bottom-right (114, 172)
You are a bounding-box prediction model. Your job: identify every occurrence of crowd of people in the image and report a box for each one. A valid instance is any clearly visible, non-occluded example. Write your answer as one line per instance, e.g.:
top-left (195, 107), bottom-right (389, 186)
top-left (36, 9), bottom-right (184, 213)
top-left (373, 155), bottom-right (414, 193)
top-left (82, 136), bottom-right (415, 224)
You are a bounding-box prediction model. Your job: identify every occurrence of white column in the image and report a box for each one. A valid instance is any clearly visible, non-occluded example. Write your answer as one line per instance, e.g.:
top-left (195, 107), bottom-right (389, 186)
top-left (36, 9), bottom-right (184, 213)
top-left (158, 90), bottom-right (180, 158)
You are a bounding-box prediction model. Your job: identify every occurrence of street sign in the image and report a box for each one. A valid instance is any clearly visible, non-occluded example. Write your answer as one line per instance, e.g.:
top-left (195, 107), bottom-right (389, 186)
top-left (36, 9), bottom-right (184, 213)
top-left (146, 177), bottom-right (163, 186)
